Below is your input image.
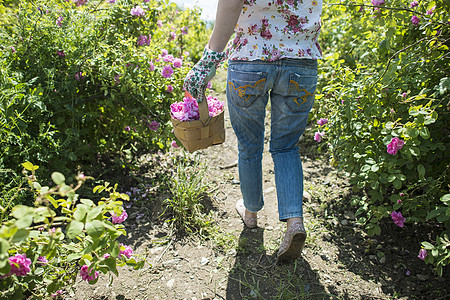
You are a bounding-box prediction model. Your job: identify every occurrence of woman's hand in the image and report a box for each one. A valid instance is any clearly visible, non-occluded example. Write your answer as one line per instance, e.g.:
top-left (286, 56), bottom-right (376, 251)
top-left (183, 47), bottom-right (227, 102)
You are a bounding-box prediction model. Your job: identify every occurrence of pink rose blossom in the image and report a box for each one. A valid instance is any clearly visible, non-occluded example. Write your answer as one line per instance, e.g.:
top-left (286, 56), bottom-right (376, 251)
top-left (80, 265), bottom-right (99, 282)
top-left (74, 72), bottom-right (84, 81)
top-left (411, 15), bottom-right (420, 25)
top-left (119, 244), bottom-right (133, 258)
top-left (74, 0), bottom-right (87, 6)
top-left (148, 120), bottom-right (159, 131)
top-left (171, 141), bottom-right (179, 148)
top-left (170, 95), bottom-right (224, 121)
top-left (391, 211), bottom-right (406, 227)
top-left (111, 209), bottom-right (128, 224)
top-left (317, 118), bottom-right (328, 126)
top-left (163, 55), bottom-right (174, 62)
top-left (56, 16), bottom-right (63, 27)
top-left (314, 132), bottom-right (325, 142)
top-left (137, 35), bottom-right (151, 46)
top-left (57, 50), bottom-right (65, 57)
top-left (371, 0), bottom-right (385, 6)
top-left (148, 61), bottom-right (155, 71)
top-left (51, 290), bottom-right (63, 298)
top-left (410, 1), bottom-right (419, 8)
top-left (387, 137), bottom-right (405, 155)
top-left (130, 6), bottom-right (145, 16)
top-left (173, 58), bottom-right (183, 68)
top-left (418, 249), bottom-right (427, 260)
top-left (37, 256), bottom-right (48, 265)
top-left (103, 253), bottom-right (111, 259)
top-left (161, 66), bottom-right (174, 78)
top-left (166, 85), bottom-right (173, 93)
top-left (8, 254), bottom-right (31, 276)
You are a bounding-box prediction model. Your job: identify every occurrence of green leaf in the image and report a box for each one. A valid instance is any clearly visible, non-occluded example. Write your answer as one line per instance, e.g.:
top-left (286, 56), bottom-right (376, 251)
top-left (420, 127), bottom-right (430, 139)
top-left (51, 172), bottom-right (65, 185)
top-left (422, 241), bottom-right (434, 249)
top-left (11, 205), bottom-right (30, 220)
top-left (67, 253), bottom-right (83, 261)
top-left (110, 241), bottom-right (120, 258)
top-left (393, 179), bottom-right (402, 189)
top-left (409, 147), bottom-right (420, 156)
top-left (22, 162), bottom-right (39, 171)
top-left (0, 254), bottom-right (11, 275)
top-left (101, 257), bottom-right (118, 277)
top-left (66, 221), bottom-right (84, 239)
top-left (440, 194), bottom-right (450, 204)
top-left (15, 215), bottom-right (33, 229)
top-left (0, 238), bottom-right (10, 255)
top-left (103, 221), bottom-right (117, 232)
top-left (426, 209), bottom-right (441, 220)
top-left (32, 182), bottom-right (42, 190)
top-left (133, 260), bottom-right (145, 270)
top-left (85, 220), bottom-right (104, 238)
top-left (387, 174), bottom-right (396, 182)
top-left (80, 199), bottom-right (94, 207)
top-left (93, 186), bottom-right (105, 194)
top-left (87, 205), bottom-right (103, 221)
top-left (74, 204), bottom-right (88, 222)
top-left (11, 229), bottom-right (29, 243)
top-left (417, 164), bottom-right (426, 179)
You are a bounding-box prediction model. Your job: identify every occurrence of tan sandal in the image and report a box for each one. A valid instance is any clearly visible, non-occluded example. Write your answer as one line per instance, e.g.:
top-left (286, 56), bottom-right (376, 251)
top-left (277, 222), bottom-right (306, 262)
top-left (235, 199), bottom-right (257, 229)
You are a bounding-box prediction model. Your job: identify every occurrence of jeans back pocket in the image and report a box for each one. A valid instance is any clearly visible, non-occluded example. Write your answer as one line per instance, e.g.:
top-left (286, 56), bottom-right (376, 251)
top-left (285, 73), bottom-right (317, 113)
top-left (227, 69), bottom-right (267, 108)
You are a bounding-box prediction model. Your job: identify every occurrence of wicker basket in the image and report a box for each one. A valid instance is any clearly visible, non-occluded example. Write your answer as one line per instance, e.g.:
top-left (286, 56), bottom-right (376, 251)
top-left (171, 92), bottom-right (225, 152)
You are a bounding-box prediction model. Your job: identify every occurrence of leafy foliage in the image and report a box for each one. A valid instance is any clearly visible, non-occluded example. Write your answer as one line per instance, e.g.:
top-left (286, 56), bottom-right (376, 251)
top-left (0, 0), bottom-right (209, 187)
top-left (314, 0), bottom-right (449, 274)
top-left (0, 162), bottom-right (144, 298)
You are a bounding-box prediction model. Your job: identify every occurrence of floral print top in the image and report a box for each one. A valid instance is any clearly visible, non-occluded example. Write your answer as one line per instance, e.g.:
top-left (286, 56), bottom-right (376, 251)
top-left (226, 0), bottom-right (323, 61)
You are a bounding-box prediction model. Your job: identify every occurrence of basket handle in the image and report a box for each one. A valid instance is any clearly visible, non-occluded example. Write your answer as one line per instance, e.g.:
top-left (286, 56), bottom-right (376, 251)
top-left (185, 91), bottom-right (210, 121)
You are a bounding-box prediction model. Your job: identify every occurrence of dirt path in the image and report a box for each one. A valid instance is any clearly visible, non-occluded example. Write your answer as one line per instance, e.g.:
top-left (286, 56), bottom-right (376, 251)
top-left (73, 71), bottom-right (449, 300)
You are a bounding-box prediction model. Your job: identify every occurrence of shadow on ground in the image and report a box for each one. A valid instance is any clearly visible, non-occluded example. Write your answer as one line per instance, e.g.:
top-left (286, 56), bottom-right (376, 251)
top-left (226, 227), bottom-right (329, 299)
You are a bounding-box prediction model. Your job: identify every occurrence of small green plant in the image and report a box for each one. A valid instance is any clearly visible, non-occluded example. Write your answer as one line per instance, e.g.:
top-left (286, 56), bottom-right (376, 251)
top-left (0, 162), bottom-right (144, 298)
top-left (164, 154), bottom-right (211, 233)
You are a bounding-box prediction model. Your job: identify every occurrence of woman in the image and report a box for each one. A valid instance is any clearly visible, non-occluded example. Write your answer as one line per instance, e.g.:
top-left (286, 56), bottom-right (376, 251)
top-left (184, 0), bottom-right (323, 261)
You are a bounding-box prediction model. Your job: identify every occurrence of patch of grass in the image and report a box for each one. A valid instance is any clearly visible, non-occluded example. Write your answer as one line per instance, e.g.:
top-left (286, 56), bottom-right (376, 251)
top-left (164, 154), bottom-right (211, 233)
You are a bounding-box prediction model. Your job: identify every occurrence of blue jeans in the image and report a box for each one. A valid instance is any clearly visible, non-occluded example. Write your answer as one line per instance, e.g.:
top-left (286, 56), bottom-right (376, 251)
top-left (226, 59), bottom-right (318, 221)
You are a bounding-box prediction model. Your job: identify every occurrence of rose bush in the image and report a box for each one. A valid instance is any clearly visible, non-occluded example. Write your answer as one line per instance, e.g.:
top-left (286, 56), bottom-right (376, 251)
top-left (0, 0), bottom-right (209, 190)
top-left (314, 0), bottom-right (449, 275)
top-left (0, 162), bottom-right (144, 298)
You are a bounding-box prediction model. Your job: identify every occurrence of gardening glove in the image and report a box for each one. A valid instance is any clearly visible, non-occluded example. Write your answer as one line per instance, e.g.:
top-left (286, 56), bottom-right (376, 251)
top-left (183, 46), bottom-right (227, 102)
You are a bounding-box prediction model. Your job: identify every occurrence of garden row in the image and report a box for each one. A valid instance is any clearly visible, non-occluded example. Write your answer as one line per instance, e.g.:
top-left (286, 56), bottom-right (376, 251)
top-left (314, 0), bottom-right (449, 275)
top-left (0, 0), bottom-right (210, 298)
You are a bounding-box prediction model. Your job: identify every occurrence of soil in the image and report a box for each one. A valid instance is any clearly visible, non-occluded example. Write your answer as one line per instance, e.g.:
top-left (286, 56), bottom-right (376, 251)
top-left (71, 70), bottom-right (449, 300)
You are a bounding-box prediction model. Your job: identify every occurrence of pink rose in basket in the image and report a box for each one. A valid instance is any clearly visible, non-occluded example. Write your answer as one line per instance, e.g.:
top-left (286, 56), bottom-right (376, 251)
top-left (171, 95), bottom-right (224, 121)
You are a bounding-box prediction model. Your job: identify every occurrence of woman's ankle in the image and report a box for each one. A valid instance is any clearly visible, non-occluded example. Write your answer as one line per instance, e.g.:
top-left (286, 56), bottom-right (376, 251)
top-left (245, 209), bottom-right (257, 219)
top-left (287, 217), bottom-right (303, 227)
